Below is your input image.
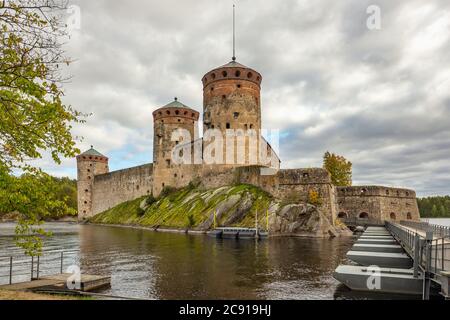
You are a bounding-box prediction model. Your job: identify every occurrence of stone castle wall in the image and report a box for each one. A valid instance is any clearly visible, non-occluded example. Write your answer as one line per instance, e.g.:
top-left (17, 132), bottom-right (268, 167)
top-left (82, 160), bottom-right (420, 224)
top-left (336, 186), bottom-right (420, 221)
top-left (198, 166), bottom-right (337, 223)
top-left (90, 163), bottom-right (153, 215)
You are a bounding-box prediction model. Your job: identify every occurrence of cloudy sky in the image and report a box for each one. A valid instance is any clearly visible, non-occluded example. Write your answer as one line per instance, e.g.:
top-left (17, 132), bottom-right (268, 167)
top-left (40, 0), bottom-right (450, 197)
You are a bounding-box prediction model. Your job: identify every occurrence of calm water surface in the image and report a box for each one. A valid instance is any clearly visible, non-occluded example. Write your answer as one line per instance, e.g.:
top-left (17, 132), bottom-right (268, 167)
top-left (0, 223), bottom-right (416, 300)
top-left (424, 218), bottom-right (450, 227)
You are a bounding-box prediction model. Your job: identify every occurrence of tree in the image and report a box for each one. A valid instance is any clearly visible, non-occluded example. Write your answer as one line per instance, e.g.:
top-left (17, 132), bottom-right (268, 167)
top-left (0, 1), bottom-right (84, 255)
top-left (431, 205), bottom-right (438, 217)
top-left (323, 151), bottom-right (352, 186)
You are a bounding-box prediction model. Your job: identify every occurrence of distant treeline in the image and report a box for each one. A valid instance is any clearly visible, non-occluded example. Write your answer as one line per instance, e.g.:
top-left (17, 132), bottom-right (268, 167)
top-left (417, 196), bottom-right (450, 218)
top-left (0, 176), bottom-right (77, 219)
top-left (50, 177), bottom-right (78, 214)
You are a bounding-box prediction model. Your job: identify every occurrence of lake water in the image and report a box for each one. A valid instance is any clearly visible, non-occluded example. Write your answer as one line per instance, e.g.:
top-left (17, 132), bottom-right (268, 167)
top-left (424, 218), bottom-right (450, 227)
top-left (0, 223), bottom-right (418, 300)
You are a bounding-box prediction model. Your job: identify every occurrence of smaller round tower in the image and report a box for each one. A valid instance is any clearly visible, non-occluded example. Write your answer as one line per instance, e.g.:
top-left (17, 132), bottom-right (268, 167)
top-left (152, 98), bottom-right (199, 196)
top-left (76, 146), bottom-right (109, 220)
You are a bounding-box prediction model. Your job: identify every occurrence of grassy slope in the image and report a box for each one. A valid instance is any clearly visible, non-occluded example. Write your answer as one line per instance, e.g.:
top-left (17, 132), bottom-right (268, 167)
top-left (90, 184), bottom-right (273, 229)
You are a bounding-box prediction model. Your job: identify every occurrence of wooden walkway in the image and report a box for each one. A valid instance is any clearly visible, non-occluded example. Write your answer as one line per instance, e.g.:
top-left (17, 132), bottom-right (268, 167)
top-left (0, 273), bottom-right (110, 292)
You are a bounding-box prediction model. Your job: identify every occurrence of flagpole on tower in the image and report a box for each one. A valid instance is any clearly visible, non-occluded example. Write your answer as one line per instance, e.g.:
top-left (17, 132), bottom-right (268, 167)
top-left (232, 4), bottom-right (236, 61)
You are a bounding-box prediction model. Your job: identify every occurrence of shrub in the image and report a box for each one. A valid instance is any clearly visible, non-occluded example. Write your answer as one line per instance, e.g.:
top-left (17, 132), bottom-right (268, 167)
top-left (308, 190), bottom-right (322, 206)
top-left (146, 195), bottom-right (157, 206)
top-left (186, 214), bottom-right (196, 228)
top-left (159, 186), bottom-right (177, 199)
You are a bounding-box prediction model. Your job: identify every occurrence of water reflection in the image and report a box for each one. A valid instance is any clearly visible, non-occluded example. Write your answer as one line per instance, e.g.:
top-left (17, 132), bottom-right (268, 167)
top-left (0, 223), bottom-right (416, 300)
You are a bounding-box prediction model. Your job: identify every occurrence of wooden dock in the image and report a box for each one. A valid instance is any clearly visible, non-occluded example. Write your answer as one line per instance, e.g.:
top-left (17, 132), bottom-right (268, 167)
top-left (0, 273), bottom-right (110, 293)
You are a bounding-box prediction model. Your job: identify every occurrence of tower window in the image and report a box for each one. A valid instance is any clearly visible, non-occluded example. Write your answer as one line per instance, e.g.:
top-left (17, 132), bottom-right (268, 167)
top-left (166, 159), bottom-right (171, 166)
top-left (233, 112), bottom-right (239, 119)
top-left (222, 71), bottom-right (228, 77)
top-left (175, 110), bottom-right (179, 115)
top-left (247, 72), bottom-right (253, 78)
top-left (226, 123), bottom-right (230, 129)
top-left (184, 111), bottom-right (188, 115)
top-left (174, 173), bottom-right (177, 178)
top-left (192, 113), bottom-right (195, 117)
top-left (249, 124), bottom-right (253, 129)
top-left (166, 110), bottom-right (170, 115)
top-left (235, 70), bottom-right (241, 77)
top-left (237, 84), bottom-right (241, 88)
top-left (211, 73), bottom-right (216, 79)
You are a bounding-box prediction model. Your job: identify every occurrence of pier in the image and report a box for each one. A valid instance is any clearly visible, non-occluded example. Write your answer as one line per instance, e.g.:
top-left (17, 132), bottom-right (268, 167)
top-left (0, 250), bottom-right (110, 295)
top-left (334, 221), bottom-right (450, 299)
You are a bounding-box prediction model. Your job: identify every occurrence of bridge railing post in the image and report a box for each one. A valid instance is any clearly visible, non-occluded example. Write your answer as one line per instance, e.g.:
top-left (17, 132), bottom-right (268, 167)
top-left (30, 256), bottom-right (34, 280)
top-left (9, 257), bottom-right (13, 285)
top-left (60, 251), bottom-right (64, 274)
top-left (413, 233), bottom-right (420, 278)
top-left (423, 231), bottom-right (433, 300)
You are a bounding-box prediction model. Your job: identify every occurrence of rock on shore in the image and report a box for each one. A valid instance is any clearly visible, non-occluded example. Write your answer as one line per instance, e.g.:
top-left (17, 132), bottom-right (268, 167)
top-left (92, 184), bottom-right (352, 238)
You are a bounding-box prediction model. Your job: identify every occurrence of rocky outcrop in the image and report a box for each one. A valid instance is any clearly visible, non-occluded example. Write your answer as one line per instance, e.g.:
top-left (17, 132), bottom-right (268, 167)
top-left (269, 203), bottom-right (352, 238)
top-left (93, 184), bottom-right (352, 238)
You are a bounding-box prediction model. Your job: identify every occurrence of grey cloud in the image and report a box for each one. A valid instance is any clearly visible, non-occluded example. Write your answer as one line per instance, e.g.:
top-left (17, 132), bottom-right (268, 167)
top-left (41, 0), bottom-right (450, 197)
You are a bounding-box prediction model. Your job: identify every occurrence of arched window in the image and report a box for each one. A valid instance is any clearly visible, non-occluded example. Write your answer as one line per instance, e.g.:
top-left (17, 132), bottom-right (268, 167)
top-left (235, 70), bottom-right (241, 77)
top-left (406, 212), bottom-right (412, 220)
top-left (338, 212), bottom-right (347, 219)
top-left (359, 212), bottom-right (369, 219)
top-left (222, 71), bottom-right (228, 77)
top-left (247, 72), bottom-right (253, 78)
top-left (390, 212), bottom-right (396, 220)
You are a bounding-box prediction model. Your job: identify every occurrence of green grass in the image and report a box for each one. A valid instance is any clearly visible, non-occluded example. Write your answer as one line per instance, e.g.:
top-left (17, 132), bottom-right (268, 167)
top-left (90, 184), bottom-right (274, 230)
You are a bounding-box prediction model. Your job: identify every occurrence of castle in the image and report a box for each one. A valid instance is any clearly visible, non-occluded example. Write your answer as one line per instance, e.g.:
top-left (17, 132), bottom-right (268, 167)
top-left (76, 58), bottom-right (420, 225)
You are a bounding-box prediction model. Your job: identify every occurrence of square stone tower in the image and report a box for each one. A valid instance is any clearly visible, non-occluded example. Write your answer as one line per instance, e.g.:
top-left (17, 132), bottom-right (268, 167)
top-left (76, 146), bottom-right (109, 220)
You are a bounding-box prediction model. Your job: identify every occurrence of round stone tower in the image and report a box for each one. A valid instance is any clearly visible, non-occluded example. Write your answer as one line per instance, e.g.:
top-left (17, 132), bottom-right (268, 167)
top-left (202, 60), bottom-right (263, 166)
top-left (152, 98), bottom-right (200, 196)
top-left (202, 60), bottom-right (262, 133)
top-left (76, 146), bottom-right (109, 221)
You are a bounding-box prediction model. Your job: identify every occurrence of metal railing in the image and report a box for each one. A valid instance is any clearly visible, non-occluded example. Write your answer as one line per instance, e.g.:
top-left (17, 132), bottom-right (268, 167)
top-left (385, 221), bottom-right (450, 299)
top-left (400, 220), bottom-right (450, 238)
top-left (0, 249), bottom-right (79, 285)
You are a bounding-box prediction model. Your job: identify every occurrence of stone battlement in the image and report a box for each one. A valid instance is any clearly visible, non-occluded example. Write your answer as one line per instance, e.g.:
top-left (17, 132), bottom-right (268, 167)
top-left (337, 186), bottom-right (416, 199)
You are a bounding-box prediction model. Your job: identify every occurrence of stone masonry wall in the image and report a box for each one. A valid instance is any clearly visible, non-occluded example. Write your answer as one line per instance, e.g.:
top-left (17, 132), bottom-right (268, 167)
top-left (91, 163), bottom-right (153, 215)
top-left (336, 186), bottom-right (420, 221)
